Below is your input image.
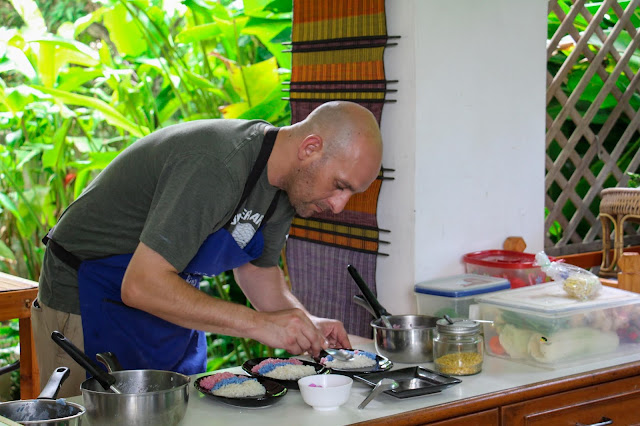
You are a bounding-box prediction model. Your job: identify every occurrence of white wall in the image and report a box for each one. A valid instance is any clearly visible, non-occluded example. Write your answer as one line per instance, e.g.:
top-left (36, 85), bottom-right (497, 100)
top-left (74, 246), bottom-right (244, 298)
top-left (377, 0), bottom-right (548, 315)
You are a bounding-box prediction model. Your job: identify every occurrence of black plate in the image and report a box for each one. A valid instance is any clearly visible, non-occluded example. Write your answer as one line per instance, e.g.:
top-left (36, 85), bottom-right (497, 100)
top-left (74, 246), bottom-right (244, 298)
top-left (353, 366), bottom-right (462, 399)
top-left (194, 374), bottom-right (287, 408)
top-left (314, 349), bottom-right (393, 376)
top-left (242, 357), bottom-right (328, 390)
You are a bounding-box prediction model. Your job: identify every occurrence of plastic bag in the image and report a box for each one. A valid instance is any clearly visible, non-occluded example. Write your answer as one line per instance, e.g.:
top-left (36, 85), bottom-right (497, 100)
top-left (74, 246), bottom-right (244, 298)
top-left (535, 251), bottom-right (601, 300)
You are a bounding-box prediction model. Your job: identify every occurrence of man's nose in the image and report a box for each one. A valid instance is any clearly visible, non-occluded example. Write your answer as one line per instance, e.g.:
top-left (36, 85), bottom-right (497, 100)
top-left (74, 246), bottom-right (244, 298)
top-left (327, 192), bottom-right (351, 214)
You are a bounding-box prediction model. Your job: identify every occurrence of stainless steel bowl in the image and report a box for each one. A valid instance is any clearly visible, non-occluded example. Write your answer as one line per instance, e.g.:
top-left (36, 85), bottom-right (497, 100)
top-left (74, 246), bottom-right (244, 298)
top-left (0, 367), bottom-right (85, 426)
top-left (81, 369), bottom-right (189, 426)
top-left (371, 315), bottom-right (439, 363)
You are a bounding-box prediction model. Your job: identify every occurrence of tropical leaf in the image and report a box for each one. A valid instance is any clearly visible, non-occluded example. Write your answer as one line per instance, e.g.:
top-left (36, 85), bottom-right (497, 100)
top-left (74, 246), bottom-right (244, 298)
top-left (3, 85), bottom-right (43, 113)
top-left (175, 23), bottom-right (222, 44)
top-left (0, 192), bottom-right (28, 237)
top-left (237, 85), bottom-right (288, 123)
top-left (242, 17), bottom-right (291, 68)
top-left (228, 56), bottom-right (280, 106)
top-left (0, 45), bottom-right (36, 80)
top-left (8, 0), bottom-right (46, 33)
top-left (101, 3), bottom-right (148, 57)
top-left (57, 69), bottom-right (104, 92)
top-left (31, 85), bottom-right (149, 137)
top-left (0, 240), bottom-right (16, 261)
top-left (41, 118), bottom-right (73, 171)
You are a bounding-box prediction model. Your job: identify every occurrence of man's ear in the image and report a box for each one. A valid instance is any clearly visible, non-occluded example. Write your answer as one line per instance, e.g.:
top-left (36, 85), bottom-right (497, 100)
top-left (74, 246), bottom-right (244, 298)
top-left (298, 135), bottom-right (323, 160)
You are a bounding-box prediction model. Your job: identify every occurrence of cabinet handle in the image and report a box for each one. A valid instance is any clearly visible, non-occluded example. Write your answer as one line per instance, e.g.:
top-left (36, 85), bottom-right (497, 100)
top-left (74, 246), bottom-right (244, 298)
top-left (576, 417), bottom-right (613, 426)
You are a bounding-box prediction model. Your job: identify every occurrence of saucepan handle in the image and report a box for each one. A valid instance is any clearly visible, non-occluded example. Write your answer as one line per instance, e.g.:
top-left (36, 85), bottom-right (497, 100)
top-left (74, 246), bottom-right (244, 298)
top-left (51, 330), bottom-right (117, 391)
top-left (38, 366), bottom-right (70, 399)
top-left (347, 264), bottom-right (392, 318)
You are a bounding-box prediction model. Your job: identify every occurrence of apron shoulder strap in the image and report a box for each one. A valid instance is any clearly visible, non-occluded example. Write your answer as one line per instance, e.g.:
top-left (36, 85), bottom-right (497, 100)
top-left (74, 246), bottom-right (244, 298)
top-left (225, 128), bottom-right (279, 227)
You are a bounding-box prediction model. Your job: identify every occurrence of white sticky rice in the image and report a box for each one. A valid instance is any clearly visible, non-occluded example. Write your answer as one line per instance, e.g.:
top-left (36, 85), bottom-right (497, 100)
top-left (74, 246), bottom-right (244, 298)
top-left (213, 380), bottom-right (266, 398)
top-left (321, 350), bottom-right (378, 369)
top-left (200, 372), bottom-right (266, 398)
top-left (263, 364), bottom-right (316, 380)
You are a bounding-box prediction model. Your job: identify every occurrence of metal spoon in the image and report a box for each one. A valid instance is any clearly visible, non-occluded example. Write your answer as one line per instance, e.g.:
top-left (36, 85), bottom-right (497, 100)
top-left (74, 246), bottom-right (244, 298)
top-left (324, 348), bottom-right (354, 362)
top-left (443, 315), bottom-right (494, 325)
top-left (358, 378), bottom-right (399, 409)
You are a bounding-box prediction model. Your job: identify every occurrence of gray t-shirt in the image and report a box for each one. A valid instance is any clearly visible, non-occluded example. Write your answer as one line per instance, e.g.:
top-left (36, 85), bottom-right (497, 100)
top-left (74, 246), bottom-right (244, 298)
top-left (39, 119), bottom-right (295, 314)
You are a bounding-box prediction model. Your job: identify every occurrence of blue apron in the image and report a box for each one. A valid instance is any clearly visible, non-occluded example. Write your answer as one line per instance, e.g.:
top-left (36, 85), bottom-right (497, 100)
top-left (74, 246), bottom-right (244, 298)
top-left (47, 129), bottom-right (280, 375)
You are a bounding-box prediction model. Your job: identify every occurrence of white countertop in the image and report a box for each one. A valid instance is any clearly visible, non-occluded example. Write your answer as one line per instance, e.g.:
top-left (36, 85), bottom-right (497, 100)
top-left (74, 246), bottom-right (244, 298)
top-left (69, 342), bottom-right (640, 426)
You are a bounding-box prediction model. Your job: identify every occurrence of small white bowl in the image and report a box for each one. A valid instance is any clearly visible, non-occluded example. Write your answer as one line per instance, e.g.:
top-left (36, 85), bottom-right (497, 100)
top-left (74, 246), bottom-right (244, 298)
top-left (297, 374), bottom-right (353, 411)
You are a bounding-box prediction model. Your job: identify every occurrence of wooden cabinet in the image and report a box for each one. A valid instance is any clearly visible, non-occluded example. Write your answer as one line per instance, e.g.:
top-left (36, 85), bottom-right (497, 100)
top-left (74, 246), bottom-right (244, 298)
top-left (503, 375), bottom-right (640, 425)
top-left (356, 360), bottom-right (640, 426)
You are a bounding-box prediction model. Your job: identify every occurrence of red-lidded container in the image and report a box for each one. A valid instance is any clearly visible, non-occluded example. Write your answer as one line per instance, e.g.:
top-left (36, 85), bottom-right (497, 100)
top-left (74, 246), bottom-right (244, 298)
top-left (462, 250), bottom-right (556, 288)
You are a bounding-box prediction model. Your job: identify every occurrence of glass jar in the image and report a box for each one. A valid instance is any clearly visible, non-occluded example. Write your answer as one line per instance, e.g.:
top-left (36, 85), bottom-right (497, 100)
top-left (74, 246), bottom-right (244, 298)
top-left (433, 318), bottom-right (483, 376)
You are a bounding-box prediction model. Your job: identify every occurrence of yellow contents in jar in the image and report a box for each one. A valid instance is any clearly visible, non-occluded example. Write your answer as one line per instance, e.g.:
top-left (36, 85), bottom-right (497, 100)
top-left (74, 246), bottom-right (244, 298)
top-left (434, 352), bottom-right (483, 376)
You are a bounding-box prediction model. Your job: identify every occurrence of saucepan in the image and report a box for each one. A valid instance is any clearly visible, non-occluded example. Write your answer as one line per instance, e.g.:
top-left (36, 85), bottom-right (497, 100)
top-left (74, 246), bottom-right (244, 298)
top-left (0, 367), bottom-right (85, 425)
top-left (51, 331), bottom-right (189, 426)
top-left (348, 265), bottom-right (439, 363)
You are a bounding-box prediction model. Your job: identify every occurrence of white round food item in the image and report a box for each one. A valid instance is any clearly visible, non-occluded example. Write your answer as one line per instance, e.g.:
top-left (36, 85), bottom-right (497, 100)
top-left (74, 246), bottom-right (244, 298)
top-left (527, 327), bottom-right (619, 363)
top-left (498, 324), bottom-right (534, 358)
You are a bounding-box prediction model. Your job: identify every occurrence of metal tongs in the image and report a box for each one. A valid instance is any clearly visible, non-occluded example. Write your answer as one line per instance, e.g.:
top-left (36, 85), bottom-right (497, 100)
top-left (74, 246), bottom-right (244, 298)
top-left (358, 378), bottom-right (399, 409)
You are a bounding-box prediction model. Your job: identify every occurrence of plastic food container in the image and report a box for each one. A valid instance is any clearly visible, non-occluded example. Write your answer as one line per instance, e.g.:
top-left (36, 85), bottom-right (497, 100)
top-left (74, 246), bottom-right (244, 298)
top-left (462, 250), bottom-right (555, 288)
top-left (414, 274), bottom-right (510, 318)
top-left (476, 282), bottom-right (640, 369)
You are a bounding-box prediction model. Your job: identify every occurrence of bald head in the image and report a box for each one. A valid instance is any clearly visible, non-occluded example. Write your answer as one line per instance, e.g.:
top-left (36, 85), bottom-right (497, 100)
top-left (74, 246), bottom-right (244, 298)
top-left (270, 101), bottom-right (383, 217)
top-left (297, 101), bottom-right (383, 160)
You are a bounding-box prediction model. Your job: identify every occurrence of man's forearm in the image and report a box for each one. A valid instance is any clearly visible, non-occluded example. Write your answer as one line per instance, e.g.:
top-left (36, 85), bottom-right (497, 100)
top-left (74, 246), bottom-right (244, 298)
top-left (234, 263), bottom-right (310, 314)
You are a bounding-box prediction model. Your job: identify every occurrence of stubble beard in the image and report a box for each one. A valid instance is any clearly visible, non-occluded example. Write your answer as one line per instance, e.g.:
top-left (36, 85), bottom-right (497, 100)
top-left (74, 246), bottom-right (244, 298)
top-left (285, 162), bottom-right (321, 217)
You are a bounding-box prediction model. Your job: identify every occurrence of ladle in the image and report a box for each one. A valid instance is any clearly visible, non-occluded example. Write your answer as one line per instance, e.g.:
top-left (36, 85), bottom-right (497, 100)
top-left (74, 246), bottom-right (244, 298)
top-left (347, 265), bottom-right (393, 328)
top-left (51, 331), bottom-right (122, 394)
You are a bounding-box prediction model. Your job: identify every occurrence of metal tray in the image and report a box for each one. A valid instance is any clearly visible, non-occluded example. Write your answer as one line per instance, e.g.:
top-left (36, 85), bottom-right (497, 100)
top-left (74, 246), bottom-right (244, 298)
top-left (353, 366), bottom-right (462, 398)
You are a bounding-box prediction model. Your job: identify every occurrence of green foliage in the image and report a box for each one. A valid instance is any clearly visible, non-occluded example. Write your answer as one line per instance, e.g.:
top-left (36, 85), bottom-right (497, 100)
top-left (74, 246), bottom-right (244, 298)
top-left (0, 320), bottom-right (20, 401)
top-left (0, 0), bottom-right (291, 278)
top-left (0, 0), bottom-right (292, 374)
top-left (628, 172), bottom-right (640, 188)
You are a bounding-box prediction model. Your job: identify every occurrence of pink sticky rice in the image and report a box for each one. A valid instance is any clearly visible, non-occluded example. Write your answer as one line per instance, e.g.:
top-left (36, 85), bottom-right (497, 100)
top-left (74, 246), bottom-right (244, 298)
top-left (199, 372), bottom-right (237, 390)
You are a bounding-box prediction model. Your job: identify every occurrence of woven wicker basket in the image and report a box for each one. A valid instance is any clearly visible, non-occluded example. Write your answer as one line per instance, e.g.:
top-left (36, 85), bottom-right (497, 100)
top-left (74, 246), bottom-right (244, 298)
top-left (600, 188), bottom-right (640, 216)
top-left (599, 188), bottom-right (640, 276)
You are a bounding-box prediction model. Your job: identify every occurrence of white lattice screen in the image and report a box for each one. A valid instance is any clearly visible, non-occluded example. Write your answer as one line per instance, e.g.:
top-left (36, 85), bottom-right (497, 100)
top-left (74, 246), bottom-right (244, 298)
top-left (545, 0), bottom-right (640, 257)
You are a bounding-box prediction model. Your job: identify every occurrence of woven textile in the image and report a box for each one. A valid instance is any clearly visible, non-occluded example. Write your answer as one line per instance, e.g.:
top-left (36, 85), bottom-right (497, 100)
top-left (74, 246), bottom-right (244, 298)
top-left (285, 0), bottom-right (395, 337)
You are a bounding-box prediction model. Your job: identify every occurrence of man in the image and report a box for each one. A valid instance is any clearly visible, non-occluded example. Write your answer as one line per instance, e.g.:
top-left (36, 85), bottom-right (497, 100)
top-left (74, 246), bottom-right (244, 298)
top-left (32, 101), bottom-right (383, 396)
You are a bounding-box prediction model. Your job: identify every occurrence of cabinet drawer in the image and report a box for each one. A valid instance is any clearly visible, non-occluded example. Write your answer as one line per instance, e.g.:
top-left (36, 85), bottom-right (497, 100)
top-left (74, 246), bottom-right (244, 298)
top-left (427, 409), bottom-right (499, 426)
top-left (502, 375), bottom-right (640, 425)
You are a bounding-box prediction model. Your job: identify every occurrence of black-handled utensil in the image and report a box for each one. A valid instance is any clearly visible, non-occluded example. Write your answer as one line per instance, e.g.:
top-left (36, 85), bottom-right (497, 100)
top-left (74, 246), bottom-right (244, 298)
top-left (347, 264), bottom-right (393, 328)
top-left (51, 330), bottom-right (122, 394)
top-left (38, 366), bottom-right (70, 400)
top-left (353, 294), bottom-right (376, 317)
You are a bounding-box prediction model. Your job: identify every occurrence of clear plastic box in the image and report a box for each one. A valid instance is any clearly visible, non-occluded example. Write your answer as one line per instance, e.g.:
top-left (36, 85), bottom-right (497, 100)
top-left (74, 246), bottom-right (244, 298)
top-left (462, 250), bottom-right (555, 288)
top-left (414, 274), bottom-right (511, 318)
top-left (476, 282), bottom-right (640, 369)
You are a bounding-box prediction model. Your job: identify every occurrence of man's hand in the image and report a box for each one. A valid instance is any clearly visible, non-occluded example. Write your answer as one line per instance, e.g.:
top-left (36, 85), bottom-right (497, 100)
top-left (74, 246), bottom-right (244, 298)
top-left (310, 316), bottom-right (351, 350)
top-left (251, 309), bottom-right (329, 357)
